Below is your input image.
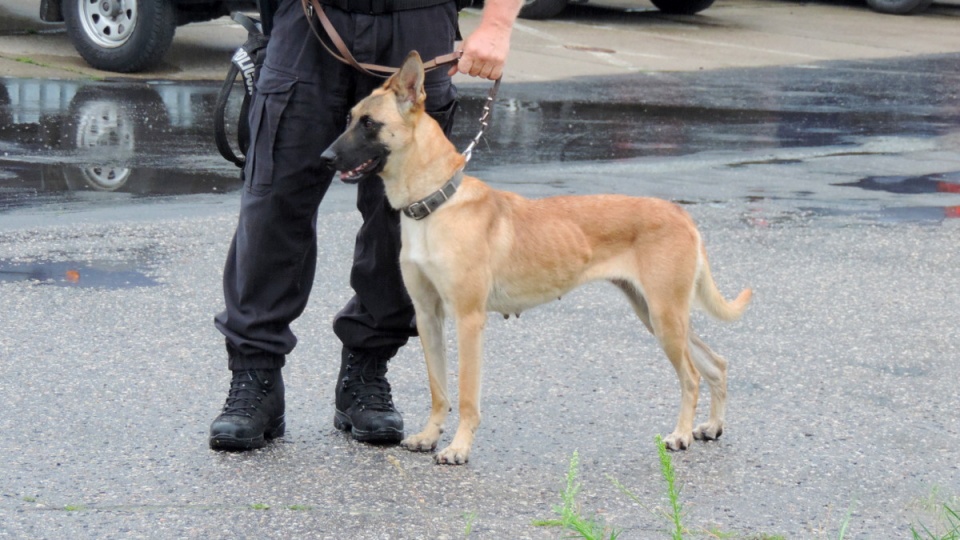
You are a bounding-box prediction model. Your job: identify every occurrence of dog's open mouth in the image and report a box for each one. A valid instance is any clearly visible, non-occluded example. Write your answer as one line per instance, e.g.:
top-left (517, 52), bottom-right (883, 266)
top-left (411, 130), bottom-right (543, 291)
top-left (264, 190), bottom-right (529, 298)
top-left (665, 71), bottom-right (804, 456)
top-left (339, 158), bottom-right (381, 183)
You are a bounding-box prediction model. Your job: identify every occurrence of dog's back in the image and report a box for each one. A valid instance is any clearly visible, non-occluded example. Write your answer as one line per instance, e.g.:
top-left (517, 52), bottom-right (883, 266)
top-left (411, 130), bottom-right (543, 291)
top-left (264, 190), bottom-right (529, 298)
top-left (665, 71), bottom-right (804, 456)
top-left (436, 178), bottom-right (733, 319)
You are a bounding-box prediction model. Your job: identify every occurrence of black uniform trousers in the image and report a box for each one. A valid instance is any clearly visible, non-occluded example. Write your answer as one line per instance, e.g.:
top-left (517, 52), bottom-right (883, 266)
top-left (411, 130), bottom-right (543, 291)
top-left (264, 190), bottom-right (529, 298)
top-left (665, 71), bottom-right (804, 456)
top-left (215, 0), bottom-right (459, 370)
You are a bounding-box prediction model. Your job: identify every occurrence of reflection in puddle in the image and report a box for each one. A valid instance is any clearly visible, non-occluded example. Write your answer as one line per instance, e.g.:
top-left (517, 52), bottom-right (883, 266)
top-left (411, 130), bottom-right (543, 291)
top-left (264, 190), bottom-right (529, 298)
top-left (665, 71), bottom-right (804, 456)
top-left (833, 172), bottom-right (960, 221)
top-left (835, 171), bottom-right (960, 195)
top-left (2, 70), bottom-right (960, 223)
top-left (0, 78), bottom-right (243, 208)
top-left (797, 205), bottom-right (959, 225)
top-left (0, 160), bottom-right (243, 212)
top-left (0, 259), bottom-right (158, 288)
top-left (876, 206), bottom-right (960, 223)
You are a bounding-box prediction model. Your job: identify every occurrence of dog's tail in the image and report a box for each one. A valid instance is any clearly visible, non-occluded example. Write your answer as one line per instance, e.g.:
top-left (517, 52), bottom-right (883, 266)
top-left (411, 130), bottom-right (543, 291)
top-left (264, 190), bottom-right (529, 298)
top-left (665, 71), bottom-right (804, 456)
top-left (695, 244), bottom-right (752, 322)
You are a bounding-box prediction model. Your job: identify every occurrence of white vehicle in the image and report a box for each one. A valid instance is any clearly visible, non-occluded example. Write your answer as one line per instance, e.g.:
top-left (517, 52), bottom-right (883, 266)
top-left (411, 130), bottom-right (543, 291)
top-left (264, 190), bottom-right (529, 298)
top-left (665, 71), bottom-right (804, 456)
top-left (38, 0), bottom-right (259, 72)
top-left (518, 0), bottom-right (715, 19)
top-left (862, 0), bottom-right (935, 13)
top-left (517, 0), bottom-right (933, 20)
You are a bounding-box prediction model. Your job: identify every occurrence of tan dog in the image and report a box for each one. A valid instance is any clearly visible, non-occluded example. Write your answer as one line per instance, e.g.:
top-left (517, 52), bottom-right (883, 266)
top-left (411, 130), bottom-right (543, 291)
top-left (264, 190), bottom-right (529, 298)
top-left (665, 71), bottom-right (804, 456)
top-left (321, 52), bottom-right (752, 465)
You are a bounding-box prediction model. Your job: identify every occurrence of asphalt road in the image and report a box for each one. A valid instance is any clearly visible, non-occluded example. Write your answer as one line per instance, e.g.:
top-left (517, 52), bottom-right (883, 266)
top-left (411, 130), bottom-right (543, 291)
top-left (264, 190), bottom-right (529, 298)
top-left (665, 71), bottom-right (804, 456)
top-left (1, 0), bottom-right (960, 538)
top-left (2, 0), bottom-right (960, 82)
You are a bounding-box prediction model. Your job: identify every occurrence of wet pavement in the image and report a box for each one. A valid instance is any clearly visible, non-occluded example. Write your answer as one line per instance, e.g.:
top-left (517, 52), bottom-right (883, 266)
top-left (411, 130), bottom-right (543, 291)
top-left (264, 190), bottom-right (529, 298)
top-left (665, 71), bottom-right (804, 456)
top-left (2, 14), bottom-right (960, 540)
top-left (3, 53), bottom-right (960, 217)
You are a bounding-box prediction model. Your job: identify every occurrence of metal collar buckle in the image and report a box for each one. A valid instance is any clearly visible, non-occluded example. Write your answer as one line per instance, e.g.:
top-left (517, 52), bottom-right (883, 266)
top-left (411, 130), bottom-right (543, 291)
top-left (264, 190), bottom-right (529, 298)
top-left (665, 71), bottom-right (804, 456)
top-left (404, 201), bottom-right (431, 220)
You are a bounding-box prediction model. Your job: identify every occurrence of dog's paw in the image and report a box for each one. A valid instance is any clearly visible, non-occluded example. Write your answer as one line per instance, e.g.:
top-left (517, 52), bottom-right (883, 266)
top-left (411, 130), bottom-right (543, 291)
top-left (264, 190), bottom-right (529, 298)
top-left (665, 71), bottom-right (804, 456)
top-left (400, 432), bottom-right (439, 452)
top-left (663, 431), bottom-right (693, 451)
top-left (693, 421), bottom-right (724, 441)
top-left (435, 444), bottom-right (470, 465)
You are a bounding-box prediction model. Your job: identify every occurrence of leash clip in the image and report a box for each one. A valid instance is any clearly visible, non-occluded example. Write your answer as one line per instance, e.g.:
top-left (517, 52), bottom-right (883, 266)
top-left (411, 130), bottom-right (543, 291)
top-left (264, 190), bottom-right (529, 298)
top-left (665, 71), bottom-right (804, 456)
top-left (461, 77), bottom-right (500, 164)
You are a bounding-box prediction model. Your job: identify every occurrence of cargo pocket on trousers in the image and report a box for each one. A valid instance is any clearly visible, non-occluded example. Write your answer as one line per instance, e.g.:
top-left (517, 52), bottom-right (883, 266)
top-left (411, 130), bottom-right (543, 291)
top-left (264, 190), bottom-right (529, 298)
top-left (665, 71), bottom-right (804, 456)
top-left (428, 98), bottom-right (459, 138)
top-left (244, 66), bottom-right (298, 196)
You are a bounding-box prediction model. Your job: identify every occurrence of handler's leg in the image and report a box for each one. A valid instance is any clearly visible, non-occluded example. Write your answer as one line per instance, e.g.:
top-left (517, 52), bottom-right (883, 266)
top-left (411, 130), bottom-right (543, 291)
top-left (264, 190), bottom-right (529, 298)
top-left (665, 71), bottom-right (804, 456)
top-left (331, 4), bottom-right (460, 444)
top-left (209, 0), bottom-right (354, 450)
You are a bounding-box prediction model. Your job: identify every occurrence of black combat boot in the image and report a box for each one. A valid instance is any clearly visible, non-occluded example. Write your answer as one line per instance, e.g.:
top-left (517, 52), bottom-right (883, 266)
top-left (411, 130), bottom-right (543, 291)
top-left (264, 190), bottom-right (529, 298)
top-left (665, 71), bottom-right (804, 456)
top-left (209, 368), bottom-right (285, 451)
top-left (334, 348), bottom-right (404, 444)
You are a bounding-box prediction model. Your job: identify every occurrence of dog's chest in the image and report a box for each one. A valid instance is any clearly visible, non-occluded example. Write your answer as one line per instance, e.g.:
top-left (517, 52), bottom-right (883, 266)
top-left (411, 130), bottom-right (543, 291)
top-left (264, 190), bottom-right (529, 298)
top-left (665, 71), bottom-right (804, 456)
top-left (401, 219), bottom-right (443, 273)
top-left (401, 217), bottom-right (571, 316)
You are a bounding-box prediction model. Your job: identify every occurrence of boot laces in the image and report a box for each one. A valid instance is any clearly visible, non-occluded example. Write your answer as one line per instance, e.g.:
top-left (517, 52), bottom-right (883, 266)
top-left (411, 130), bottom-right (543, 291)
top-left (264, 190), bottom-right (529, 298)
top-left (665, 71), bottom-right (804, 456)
top-left (222, 371), bottom-right (268, 417)
top-left (343, 362), bottom-right (395, 412)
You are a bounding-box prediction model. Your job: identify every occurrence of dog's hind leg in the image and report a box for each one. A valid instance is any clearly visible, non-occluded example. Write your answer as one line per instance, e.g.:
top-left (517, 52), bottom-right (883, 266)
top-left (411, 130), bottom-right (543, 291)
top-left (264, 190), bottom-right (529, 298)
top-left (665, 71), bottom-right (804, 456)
top-left (614, 279), bottom-right (699, 451)
top-left (655, 312), bottom-right (700, 451)
top-left (613, 279), bottom-right (655, 335)
top-left (688, 333), bottom-right (727, 442)
top-left (401, 271), bottom-right (450, 453)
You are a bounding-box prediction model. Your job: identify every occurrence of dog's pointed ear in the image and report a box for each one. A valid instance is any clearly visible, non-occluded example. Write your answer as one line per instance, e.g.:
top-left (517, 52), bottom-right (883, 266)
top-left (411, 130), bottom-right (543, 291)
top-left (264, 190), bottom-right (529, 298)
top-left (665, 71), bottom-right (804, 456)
top-left (389, 51), bottom-right (426, 112)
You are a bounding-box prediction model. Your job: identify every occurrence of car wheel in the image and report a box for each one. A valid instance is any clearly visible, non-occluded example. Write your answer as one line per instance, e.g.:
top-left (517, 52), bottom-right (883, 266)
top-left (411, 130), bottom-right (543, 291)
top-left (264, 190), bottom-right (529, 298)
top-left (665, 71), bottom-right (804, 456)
top-left (518, 0), bottom-right (568, 19)
top-left (865, 0), bottom-right (933, 14)
top-left (649, 0), bottom-right (715, 14)
top-left (62, 0), bottom-right (177, 73)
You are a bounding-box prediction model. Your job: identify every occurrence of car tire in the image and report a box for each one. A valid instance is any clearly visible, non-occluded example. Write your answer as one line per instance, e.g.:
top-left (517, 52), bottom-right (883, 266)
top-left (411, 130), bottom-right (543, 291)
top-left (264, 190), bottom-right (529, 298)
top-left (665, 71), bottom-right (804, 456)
top-left (518, 0), bottom-right (568, 19)
top-left (649, 0), bottom-right (715, 14)
top-left (62, 0), bottom-right (177, 73)
top-left (865, 0), bottom-right (933, 14)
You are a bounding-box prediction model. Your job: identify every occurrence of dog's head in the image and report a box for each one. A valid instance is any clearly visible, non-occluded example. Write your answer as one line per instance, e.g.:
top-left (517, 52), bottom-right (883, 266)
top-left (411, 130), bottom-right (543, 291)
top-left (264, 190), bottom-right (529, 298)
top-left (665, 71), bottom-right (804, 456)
top-left (321, 51), bottom-right (427, 184)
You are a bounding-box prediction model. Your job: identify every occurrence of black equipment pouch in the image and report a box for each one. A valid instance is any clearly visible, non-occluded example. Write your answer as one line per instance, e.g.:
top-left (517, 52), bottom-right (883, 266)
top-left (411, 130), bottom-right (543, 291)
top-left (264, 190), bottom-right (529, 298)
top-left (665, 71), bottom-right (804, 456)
top-left (214, 12), bottom-right (270, 168)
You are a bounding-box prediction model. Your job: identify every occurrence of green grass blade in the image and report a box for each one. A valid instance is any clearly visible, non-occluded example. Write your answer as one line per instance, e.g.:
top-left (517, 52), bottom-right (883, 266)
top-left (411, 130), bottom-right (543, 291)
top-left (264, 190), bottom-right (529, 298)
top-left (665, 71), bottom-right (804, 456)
top-left (655, 435), bottom-right (684, 540)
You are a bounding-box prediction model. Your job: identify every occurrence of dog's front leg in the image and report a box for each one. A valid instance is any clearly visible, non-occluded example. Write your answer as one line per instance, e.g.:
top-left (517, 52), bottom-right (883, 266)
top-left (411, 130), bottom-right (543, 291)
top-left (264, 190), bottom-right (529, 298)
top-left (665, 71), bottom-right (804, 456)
top-left (401, 275), bottom-right (449, 453)
top-left (436, 309), bottom-right (486, 465)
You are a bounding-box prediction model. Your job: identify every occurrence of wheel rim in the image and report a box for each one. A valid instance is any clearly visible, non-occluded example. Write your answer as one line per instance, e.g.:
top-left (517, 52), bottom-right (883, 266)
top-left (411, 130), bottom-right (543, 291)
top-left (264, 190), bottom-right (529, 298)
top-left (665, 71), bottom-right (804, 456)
top-left (78, 0), bottom-right (139, 49)
top-left (74, 100), bottom-right (135, 191)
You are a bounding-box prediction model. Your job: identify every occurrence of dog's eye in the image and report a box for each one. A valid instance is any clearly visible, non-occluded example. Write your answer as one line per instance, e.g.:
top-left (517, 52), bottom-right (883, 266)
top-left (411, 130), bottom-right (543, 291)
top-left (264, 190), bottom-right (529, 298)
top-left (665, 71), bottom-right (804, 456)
top-left (360, 115), bottom-right (374, 129)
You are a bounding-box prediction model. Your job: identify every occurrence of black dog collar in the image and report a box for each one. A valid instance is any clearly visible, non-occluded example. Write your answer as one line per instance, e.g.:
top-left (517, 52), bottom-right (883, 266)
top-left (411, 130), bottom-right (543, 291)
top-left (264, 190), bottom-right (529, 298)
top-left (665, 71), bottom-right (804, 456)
top-left (402, 170), bottom-right (464, 220)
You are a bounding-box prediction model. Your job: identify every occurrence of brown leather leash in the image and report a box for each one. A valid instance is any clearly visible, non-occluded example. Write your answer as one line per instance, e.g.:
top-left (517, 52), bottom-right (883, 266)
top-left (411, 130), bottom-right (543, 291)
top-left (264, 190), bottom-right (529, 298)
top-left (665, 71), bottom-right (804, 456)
top-left (301, 0), bottom-right (463, 78)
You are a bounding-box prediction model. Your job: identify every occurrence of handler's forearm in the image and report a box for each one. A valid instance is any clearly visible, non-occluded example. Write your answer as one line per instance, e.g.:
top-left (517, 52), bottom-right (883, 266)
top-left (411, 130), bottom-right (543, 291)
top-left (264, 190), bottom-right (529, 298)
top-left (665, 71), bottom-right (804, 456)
top-left (453, 0), bottom-right (521, 79)
top-left (478, 0), bottom-right (522, 32)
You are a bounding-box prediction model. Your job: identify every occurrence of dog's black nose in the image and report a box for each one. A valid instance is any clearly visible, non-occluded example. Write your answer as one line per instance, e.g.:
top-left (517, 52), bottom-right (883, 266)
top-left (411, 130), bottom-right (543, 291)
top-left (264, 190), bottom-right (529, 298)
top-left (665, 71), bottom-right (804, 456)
top-left (320, 147), bottom-right (337, 171)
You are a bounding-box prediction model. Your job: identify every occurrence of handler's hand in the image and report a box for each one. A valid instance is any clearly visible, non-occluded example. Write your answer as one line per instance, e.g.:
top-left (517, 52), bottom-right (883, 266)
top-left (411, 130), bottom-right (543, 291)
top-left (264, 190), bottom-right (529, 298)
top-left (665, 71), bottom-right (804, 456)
top-left (449, 0), bottom-right (521, 80)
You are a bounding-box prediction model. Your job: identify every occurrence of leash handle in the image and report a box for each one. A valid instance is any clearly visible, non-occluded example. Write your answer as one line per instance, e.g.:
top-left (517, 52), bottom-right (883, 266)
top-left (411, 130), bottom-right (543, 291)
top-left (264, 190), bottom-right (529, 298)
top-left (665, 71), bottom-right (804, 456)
top-left (301, 0), bottom-right (462, 78)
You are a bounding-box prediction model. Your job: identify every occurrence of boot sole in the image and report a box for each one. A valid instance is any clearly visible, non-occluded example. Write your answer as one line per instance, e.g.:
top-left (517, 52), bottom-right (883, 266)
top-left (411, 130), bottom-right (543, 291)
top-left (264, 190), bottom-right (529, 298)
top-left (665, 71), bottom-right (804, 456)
top-left (209, 419), bottom-right (285, 451)
top-left (334, 410), bottom-right (403, 444)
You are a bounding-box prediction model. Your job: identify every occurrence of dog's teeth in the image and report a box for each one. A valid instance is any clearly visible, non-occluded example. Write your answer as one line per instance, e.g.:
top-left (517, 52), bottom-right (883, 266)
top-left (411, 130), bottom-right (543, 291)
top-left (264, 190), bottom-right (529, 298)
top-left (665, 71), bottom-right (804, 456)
top-left (343, 159), bottom-right (374, 179)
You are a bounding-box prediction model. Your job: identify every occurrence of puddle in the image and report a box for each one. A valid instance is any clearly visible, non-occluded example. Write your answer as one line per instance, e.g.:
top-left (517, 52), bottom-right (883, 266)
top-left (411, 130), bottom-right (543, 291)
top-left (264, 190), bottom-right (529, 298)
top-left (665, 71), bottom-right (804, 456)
top-left (0, 78), bottom-right (243, 209)
top-left (2, 59), bottom-right (960, 219)
top-left (875, 205), bottom-right (960, 223)
top-left (830, 172), bottom-right (960, 222)
top-left (0, 258), bottom-right (158, 288)
top-left (458, 100), bottom-right (881, 167)
top-left (798, 205), bottom-right (959, 224)
top-left (834, 171), bottom-right (960, 195)
top-left (2, 76), bottom-right (954, 187)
